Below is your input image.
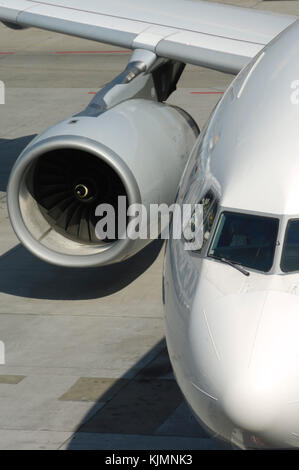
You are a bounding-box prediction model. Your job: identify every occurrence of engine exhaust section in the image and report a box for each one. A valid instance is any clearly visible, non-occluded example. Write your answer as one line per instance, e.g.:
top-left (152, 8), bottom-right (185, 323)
top-left (7, 51), bottom-right (199, 268)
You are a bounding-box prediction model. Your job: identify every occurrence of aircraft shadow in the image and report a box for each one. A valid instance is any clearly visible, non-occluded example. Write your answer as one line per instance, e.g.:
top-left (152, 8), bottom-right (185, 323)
top-left (0, 135), bottom-right (36, 192)
top-left (65, 338), bottom-right (218, 450)
top-left (0, 239), bottom-right (164, 300)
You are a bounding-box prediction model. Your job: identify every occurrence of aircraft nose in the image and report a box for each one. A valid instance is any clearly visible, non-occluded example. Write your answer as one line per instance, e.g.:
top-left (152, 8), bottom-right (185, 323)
top-left (222, 378), bottom-right (279, 432)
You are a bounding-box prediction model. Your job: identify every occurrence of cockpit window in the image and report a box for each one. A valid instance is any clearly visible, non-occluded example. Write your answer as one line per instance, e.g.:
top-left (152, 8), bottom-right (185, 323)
top-left (281, 219), bottom-right (299, 272)
top-left (208, 212), bottom-right (279, 272)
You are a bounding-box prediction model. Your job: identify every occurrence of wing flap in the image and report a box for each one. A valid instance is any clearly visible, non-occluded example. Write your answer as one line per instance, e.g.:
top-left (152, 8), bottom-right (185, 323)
top-left (157, 31), bottom-right (263, 74)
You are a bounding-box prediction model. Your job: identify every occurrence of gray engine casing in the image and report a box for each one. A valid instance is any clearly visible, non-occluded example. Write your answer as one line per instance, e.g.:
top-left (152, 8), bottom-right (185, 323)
top-left (8, 98), bottom-right (198, 267)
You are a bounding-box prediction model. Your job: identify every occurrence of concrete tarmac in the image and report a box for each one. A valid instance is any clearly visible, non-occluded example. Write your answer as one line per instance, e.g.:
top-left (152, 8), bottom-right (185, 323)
top-left (0, 0), bottom-right (297, 450)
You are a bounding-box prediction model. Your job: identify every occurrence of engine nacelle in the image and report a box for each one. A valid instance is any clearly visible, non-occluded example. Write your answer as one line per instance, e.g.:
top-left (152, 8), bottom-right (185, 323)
top-left (7, 99), bottom-right (198, 268)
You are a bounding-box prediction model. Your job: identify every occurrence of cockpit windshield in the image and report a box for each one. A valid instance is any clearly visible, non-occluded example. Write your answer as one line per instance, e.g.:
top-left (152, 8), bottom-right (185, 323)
top-left (281, 219), bottom-right (299, 273)
top-left (208, 212), bottom-right (279, 272)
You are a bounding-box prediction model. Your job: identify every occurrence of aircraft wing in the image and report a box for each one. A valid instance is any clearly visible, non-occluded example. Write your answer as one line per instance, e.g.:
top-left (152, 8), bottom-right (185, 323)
top-left (0, 0), bottom-right (297, 74)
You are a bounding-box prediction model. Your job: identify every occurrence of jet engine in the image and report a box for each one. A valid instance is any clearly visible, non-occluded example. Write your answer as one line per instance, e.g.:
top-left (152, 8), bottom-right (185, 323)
top-left (7, 98), bottom-right (198, 267)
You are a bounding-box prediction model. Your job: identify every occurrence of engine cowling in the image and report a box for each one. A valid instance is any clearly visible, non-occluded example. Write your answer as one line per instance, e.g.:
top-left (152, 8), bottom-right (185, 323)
top-left (7, 98), bottom-right (198, 267)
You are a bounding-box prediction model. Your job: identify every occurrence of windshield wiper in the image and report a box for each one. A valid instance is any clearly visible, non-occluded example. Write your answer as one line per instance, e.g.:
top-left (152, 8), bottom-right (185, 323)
top-left (209, 255), bottom-right (250, 277)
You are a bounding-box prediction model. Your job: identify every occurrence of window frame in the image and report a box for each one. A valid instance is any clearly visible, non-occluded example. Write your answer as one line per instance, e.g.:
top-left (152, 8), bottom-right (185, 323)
top-left (190, 189), bottom-right (219, 254)
top-left (207, 210), bottom-right (280, 273)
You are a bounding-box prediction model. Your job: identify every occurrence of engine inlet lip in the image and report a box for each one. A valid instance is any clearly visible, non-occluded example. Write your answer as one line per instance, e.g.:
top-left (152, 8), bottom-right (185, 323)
top-left (7, 135), bottom-right (141, 268)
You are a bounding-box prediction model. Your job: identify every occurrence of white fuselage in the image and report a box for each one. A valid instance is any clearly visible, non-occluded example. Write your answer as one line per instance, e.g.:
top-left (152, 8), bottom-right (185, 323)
top-left (163, 20), bottom-right (299, 449)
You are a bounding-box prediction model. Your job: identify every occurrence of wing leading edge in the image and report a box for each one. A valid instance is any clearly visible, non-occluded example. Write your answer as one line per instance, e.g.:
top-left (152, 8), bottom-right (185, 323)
top-left (0, 0), bottom-right (297, 74)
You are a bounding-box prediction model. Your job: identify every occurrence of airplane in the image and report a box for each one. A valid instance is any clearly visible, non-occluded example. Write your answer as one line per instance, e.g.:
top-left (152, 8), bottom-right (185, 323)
top-left (1, 0), bottom-right (299, 449)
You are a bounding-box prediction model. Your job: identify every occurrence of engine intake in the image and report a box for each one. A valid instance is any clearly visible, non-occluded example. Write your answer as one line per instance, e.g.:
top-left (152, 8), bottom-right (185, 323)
top-left (33, 148), bottom-right (128, 244)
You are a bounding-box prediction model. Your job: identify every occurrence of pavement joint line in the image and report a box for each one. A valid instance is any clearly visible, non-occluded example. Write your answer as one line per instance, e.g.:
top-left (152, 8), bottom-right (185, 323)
top-left (57, 433), bottom-right (75, 450)
top-left (0, 313), bottom-right (163, 319)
